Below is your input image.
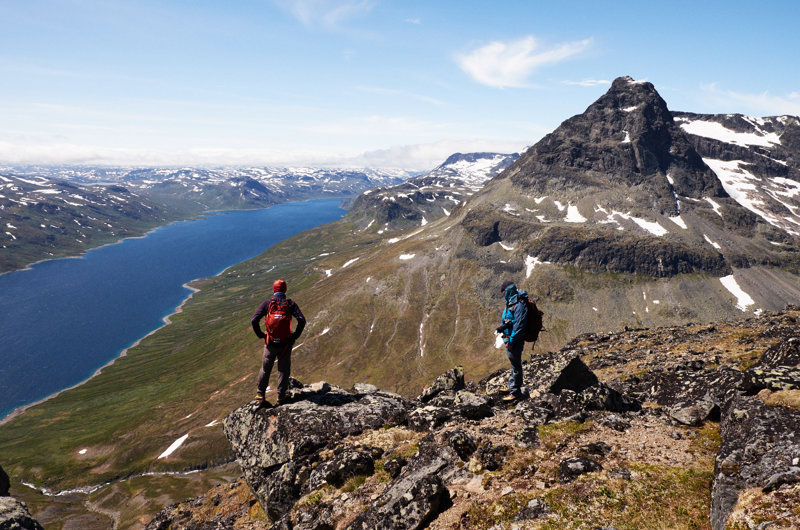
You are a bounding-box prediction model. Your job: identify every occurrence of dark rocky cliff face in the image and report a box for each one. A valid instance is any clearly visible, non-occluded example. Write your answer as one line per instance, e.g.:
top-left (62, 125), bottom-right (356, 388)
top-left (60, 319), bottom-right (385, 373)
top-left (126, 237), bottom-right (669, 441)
top-left (506, 76), bottom-right (725, 212)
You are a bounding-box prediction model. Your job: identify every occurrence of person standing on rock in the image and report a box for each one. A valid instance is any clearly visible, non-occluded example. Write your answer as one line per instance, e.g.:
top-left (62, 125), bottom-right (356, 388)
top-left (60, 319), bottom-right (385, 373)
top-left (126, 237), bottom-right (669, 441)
top-left (497, 280), bottom-right (529, 402)
top-left (251, 279), bottom-right (306, 405)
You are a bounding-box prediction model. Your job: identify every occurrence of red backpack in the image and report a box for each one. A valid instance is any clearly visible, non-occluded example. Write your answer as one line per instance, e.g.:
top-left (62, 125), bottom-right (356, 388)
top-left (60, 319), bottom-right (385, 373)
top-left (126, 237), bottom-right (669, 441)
top-left (265, 299), bottom-right (293, 341)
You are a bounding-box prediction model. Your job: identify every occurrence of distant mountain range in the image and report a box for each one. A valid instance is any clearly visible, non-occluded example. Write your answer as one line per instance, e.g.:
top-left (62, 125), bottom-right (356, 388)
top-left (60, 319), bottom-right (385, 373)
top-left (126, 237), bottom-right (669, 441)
top-left (0, 166), bottom-right (412, 273)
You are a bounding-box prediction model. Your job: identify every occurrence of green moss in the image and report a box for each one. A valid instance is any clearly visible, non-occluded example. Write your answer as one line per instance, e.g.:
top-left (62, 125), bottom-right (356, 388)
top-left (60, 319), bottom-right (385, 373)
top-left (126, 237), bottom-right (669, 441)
top-left (340, 474), bottom-right (368, 493)
top-left (537, 420), bottom-right (594, 451)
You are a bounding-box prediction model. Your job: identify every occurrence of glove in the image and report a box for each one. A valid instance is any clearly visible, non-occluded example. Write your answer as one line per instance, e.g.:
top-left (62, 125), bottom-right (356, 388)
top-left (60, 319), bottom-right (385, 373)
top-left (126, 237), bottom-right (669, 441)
top-left (495, 325), bottom-right (505, 334)
top-left (256, 331), bottom-right (267, 340)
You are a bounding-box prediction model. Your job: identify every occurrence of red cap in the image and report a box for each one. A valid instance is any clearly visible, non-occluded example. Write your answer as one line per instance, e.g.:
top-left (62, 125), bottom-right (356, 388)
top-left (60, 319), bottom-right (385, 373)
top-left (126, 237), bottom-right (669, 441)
top-left (273, 279), bottom-right (287, 293)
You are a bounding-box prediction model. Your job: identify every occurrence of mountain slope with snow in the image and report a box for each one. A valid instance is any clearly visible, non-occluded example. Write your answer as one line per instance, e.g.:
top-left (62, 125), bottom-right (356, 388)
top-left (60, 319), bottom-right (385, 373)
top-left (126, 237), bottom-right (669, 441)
top-left (0, 166), bottom-right (411, 273)
top-left (347, 152), bottom-right (518, 231)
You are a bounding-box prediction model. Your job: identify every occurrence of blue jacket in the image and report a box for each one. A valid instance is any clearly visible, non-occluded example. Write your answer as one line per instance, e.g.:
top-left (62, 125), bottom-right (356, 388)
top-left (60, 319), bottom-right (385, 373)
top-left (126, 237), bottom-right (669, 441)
top-left (501, 284), bottom-right (529, 346)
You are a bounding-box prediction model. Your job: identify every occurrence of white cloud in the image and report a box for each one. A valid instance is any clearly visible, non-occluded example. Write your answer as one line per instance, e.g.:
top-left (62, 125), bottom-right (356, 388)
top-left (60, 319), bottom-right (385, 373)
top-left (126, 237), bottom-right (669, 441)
top-left (274, 0), bottom-right (375, 29)
top-left (404, 17), bottom-right (420, 24)
top-left (563, 79), bottom-right (611, 87)
top-left (456, 36), bottom-right (593, 88)
top-left (344, 138), bottom-right (526, 170)
top-left (701, 83), bottom-right (800, 116)
top-left (0, 137), bottom-right (527, 172)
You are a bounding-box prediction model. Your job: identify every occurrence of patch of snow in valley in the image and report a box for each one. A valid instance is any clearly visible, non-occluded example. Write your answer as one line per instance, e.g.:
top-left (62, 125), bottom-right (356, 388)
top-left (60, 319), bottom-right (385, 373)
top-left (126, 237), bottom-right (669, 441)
top-left (442, 207), bottom-right (451, 216)
top-left (680, 120), bottom-right (781, 147)
top-left (564, 205), bottom-right (587, 223)
top-left (622, 105), bottom-right (639, 112)
top-left (533, 196), bottom-right (547, 204)
top-left (704, 197), bottom-right (723, 217)
top-left (399, 254), bottom-right (416, 260)
top-left (526, 255), bottom-right (551, 278)
top-left (622, 130), bottom-right (631, 143)
top-left (703, 234), bottom-right (722, 251)
top-left (342, 257), bottom-right (360, 268)
top-left (653, 300), bottom-right (660, 304)
top-left (669, 215), bottom-right (687, 229)
top-left (553, 200), bottom-right (566, 212)
top-left (79, 449), bottom-right (87, 455)
top-left (158, 434), bottom-right (189, 459)
top-left (592, 307), bottom-right (598, 312)
top-left (325, 269), bottom-right (332, 277)
top-left (502, 203), bottom-right (518, 215)
top-left (499, 242), bottom-right (515, 251)
top-left (421, 217), bottom-right (428, 226)
top-left (320, 328), bottom-right (330, 335)
top-left (719, 275), bottom-right (756, 312)
top-left (205, 420), bottom-right (219, 427)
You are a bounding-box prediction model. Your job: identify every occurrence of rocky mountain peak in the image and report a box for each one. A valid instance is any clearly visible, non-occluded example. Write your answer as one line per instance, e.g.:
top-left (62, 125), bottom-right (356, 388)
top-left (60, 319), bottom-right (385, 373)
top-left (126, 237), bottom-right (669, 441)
top-left (506, 75), bottom-right (725, 209)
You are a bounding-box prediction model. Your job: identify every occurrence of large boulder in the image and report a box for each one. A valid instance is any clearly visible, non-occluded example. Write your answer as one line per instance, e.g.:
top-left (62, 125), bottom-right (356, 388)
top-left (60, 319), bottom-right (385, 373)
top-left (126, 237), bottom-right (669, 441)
top-left (711, 396), bottom-right (800, 530)
top-left (0, 496), bottom-right (44, 530)
top-left (223, 384), bottom-right (408, 521)
top-left (483, 351), bottom-right (598, 396)
top-left (418, 366), bottom-right (465, 403)
top-left (346, 446), bottom-right (452, 530)
top-left (758, 336), bottom-right (800, 368)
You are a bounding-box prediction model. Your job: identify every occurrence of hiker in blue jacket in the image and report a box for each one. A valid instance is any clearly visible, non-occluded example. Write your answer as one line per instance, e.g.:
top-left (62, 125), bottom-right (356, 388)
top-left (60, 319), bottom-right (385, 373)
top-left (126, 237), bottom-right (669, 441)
top-left (497, 280), bottom-right (529, 402)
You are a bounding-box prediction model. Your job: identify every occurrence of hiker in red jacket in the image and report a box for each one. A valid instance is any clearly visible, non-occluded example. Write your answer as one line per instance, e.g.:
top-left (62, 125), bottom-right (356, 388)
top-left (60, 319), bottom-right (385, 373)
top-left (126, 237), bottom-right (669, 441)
top-left (251, 279), bottom-right (306, 405)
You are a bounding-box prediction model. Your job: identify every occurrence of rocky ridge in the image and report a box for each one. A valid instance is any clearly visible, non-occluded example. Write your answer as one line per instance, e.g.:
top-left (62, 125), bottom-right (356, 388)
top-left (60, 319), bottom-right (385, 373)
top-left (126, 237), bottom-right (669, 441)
top-left (347, 152), bottom-right (518, 232)
top-left (148, 308), bottom-right (800, 529)
top-left (0, 466), bottom-right (44, 530)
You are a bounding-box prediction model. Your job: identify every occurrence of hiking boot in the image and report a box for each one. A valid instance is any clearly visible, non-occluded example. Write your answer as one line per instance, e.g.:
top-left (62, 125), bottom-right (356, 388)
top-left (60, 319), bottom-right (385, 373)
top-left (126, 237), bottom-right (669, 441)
top-left (276, 396), bottom-right (289, 406)
top-left (255, 392), bottom-right (265, 402)
top-left (502, 393), bottom-right (523, 403)
top-left (498, 387), bottom-right (511, 395)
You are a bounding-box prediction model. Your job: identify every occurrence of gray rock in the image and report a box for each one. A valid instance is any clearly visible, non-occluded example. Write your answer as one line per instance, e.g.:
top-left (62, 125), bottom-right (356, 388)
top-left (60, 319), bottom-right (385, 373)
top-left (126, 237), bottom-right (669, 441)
top-left (454, 390), bottom-right (493, 420)
top-left (513, 498), bottom-right (552, 522)
top-left (758, 336), bottom-right (800, 369)
top-left (408, 406), bottom-right (453, 432)
top-left (382, 457), bottom-right (407, 479)
top-left (418, 366), bottom-right (465, 403)
top-left (514, 401), bottom-right (552, 425)
top-left (484, 351), bottom-right (599, 396)
top-left (223, 386), bottom-right (408, 521)
top-left (308, 449), bottom-right (376, 490)
top-left (445, 430), bottom-right (477, 461)
top-left (346, 454), bottom-right (451, 530)
top-left (711, 396), bottom-right (800, 530)
top-left (578, 442), bottom-right (612, 459)
top-left (514, 427), bottom-right (540, 449)
top-left (596, 414), bottom-right (631, 432)
top-left (669, 397), bottom-right (718, 426)
top-left (559, 456), bottom-right (603, 482)
top-left (609, 467), bottom-right (631, 480)
top-left (353, 382), bottom-right (379, 394)
top-left (745, 365), bottom-right (800, 392)
top-left (0, 496), bottom-right (44, 530)
top-left (762, 466), bottom-right (800, 492)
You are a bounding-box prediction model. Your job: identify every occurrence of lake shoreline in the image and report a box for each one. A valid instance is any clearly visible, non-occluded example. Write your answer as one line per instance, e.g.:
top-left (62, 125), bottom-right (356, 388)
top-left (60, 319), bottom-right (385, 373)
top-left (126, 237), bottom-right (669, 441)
top-left (0, 281), bottom-right (201, 426)
top-left (0, 198), bottom-right (347, 424)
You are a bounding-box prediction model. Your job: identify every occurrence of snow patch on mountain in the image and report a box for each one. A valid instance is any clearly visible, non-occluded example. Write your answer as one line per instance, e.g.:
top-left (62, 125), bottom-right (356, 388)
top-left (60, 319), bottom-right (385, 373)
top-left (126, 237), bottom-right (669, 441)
top-left (679, 119), bottom-right (781, 147)
top-left (719, 275), bottom-right (756, 312)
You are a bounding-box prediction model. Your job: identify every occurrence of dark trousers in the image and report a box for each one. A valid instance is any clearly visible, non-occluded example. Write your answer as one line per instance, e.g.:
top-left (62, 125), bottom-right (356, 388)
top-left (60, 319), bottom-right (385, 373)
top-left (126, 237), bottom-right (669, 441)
top-left (257, 341), bottom-right (292, 399)
top-left (506, 341), bottom-right (524, 395)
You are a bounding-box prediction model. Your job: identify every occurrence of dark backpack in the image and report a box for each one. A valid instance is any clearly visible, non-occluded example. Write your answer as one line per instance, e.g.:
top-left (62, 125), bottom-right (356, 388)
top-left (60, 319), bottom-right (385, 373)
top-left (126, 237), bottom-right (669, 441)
top-left (522, 298), bottom-right (544, 343)
top-left (265, 299), bottom-right (293, 342)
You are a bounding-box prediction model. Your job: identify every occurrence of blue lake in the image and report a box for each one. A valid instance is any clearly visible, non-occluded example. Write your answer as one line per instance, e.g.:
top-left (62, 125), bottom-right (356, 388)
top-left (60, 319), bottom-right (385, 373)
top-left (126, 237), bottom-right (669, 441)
top-left (0, 198), bottom-right (346, 419)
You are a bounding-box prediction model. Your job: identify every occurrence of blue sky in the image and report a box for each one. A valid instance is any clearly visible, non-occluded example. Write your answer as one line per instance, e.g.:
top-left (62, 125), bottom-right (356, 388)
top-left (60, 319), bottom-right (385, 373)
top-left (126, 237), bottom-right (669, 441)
top-left (1, 0), bottom-right (799, 169)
